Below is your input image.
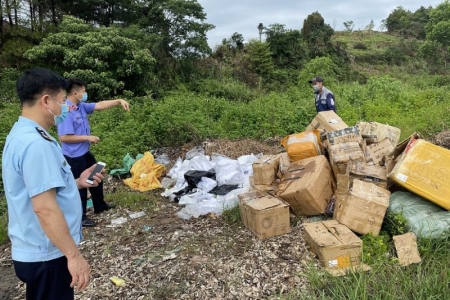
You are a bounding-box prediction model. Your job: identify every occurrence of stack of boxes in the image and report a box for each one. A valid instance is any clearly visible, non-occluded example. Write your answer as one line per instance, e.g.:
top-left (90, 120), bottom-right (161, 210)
top-left (238, 111), bottom-right (450, 273)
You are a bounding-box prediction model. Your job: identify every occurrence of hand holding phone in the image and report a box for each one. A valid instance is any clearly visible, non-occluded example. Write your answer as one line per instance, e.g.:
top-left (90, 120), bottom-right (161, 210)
top-left (85, 162), bottom-right (106, 184)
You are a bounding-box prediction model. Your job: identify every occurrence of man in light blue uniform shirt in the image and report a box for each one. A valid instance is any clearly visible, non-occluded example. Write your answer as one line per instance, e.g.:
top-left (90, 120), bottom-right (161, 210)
top-left (2, 67), bottom-right (104, 300)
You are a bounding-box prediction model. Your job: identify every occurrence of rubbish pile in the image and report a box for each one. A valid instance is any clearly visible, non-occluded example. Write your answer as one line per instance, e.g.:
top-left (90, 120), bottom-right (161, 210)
top-left (113, 110), bottom-right (450, 274)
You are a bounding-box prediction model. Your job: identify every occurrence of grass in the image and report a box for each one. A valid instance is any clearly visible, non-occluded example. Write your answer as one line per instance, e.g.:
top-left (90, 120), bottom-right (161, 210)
top-left (105, 186), bottom-right (159, 211)
top-left (274, 237), bottom-right (450, 300)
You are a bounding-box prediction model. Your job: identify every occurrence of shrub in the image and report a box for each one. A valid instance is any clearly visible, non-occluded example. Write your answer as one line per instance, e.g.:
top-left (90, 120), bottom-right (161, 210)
top-left (353, 42), bottom-right (368, 50)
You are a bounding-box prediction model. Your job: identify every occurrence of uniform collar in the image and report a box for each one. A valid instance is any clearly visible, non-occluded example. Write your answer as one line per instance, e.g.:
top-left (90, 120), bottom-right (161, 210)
top-left (18, 116), bottom-right (58, 145)
top-left (66, 99), bottom-right (78, 112)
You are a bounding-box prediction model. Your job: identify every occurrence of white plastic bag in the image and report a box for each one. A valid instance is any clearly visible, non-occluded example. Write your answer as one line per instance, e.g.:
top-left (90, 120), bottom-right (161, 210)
top-left (167, 157), bottom-right (183, 179)
top-left (189, 154), bottom-right (213, 171)
top-left (237, 154), bottom-right (259, 176)
top-left (185, 146), bottom-right (205, 160)
top-left (212, 156), bottom-right (244, 186)
top-left (197, 177), bottom-right (218, 192)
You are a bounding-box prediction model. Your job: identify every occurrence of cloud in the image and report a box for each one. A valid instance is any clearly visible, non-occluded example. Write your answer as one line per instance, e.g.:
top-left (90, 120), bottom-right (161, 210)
top-left (198, 0), bottom-right (444, 48)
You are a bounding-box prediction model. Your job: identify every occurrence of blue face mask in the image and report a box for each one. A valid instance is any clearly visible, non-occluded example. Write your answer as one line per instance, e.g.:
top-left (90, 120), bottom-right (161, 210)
top-left (48, 98), bottom-right (69, 125)
top-left (81, 93), bottom-right (88, 102)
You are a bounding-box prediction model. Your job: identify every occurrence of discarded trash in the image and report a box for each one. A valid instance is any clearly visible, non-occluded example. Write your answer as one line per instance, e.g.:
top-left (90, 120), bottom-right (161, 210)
top-left (129, 211), bottom-right (146, 219)
top-left (143, 225), bottom-right (153, 232)
top-left (111, 217), bottom-right (128, 225)
top-left (165, 246), bottom-right (184, 255)
top-left (185, 145), bottom-right (205, 160)
top-left (87, 199), bottom-right (93, 208)
top-left (162, 253), bottom-right (177, 261)
top-left (154, 153), bottom-right (170, 167)
top-left (110, 276), bottom-right (126, 287)
top-left (134, 257), bottom-right (147, 266)
top-left (160, 177), bottom-right (176, 188)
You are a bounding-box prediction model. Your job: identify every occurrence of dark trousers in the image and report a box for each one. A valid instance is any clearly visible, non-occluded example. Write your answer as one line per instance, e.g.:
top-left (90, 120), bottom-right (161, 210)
top-left (14, 256), bottom-right (74, 300)
top-left (65, 151), bottom-right (108, 218)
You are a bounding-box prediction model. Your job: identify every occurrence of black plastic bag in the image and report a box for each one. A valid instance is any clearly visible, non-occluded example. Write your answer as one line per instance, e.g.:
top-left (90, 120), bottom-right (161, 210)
top-left (184, 170), bottom-right (216, 189)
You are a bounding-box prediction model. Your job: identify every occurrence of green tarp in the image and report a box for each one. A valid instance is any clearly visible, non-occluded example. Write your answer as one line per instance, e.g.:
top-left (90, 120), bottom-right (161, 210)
top-left (389, 191), bottom-right (450, 239)
top-left (109, 153), bottom-right (144, 177)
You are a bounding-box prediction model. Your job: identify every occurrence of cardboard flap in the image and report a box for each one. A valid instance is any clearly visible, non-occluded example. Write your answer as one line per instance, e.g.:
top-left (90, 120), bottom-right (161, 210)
top-left (349, 179), bottom-right (390, 205)
top-left (323, 221), bottom-right (362, 246)
top-left (246, 196), bottom-right (282, 210)
top-left (393, 232), bottom-right (422, 266)
top-left (326, 264), bottom-right (371, 276)
top-left (238, 190), bottom-right (268, 202)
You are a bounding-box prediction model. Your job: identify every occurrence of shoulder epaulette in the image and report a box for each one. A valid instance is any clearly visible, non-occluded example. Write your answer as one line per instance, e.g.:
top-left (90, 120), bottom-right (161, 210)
top-left (35, 127), bottom-right (52, 142)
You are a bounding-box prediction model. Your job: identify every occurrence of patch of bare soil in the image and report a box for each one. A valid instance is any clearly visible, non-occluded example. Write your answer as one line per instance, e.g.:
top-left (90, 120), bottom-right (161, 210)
top-left (0, 138), bottom-right (321, 299)
top-left (0, 254), bottom-right (18, 300)
top-left (430, 131), bottom-right (450, 149)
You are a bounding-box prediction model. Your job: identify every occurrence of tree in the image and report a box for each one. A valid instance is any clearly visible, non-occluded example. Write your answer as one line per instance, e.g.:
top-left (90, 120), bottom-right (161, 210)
top-left (257, 23), bottom-right (264, 42)
top-left (343, 21), bottom-right (354, 32)
top-left (365, 19), bottom-right (375, 31)
top-left (24, 16), bottom-right (155, 98)
top-left (264, 23), bottom-right (308, 68)
top-left (245, 39), bottom-right (275, 85)
top-left (425, 0), bottom-right (450, 44)
top-left (386, 6), bottom-right (411, 33)
top-left (301, 12), bottom-right (334, 56)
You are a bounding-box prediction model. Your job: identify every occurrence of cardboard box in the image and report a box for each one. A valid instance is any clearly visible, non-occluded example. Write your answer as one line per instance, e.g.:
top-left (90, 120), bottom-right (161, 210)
top-left (393, 232), bottom-right (422, 267)
top-left (326, 126), bottom-right (362, 147)
top-left (303, 220), bottom-right (362, 269)
top-left (252, 155), bottom-right (280, 185)
top-left (329, 142), bottom-right (366, 175)
top-left (366, 138), bottom-right (394, 166)
top-left (357, 121), bottom-right (401, 147)
top-left (334, 179), bottom-right (390, 236)
top-left (249, 176), bottom-right (276, 193)
top-left (336, 161), bottom-right (388, 191)
top-left (306, 111), bottom-right (349, 132)
top-left (274, 152), bottom-right (291, 178)
top-left (238, 191), bottom-right (291, 240)
top-left (277, 155), bottom-right (334, 216)
top-left (388, 136), bottom-right (450, 210)
top-left (281, 131), bottom-right (322, 162)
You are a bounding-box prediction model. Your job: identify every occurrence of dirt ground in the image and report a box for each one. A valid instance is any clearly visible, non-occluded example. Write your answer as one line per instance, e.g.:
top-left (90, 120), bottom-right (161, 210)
top-left (0, 138), bottom-right (323, 300)
top-left (2, 131), bottom-right (450, 299)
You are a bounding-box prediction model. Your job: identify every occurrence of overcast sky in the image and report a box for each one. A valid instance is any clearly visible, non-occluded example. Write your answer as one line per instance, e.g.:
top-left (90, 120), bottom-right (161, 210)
top-left (197, 0), bottom-right (445, 48)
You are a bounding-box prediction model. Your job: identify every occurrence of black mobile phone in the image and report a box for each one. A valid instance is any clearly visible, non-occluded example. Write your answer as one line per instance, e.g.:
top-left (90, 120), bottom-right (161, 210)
top-left (85, 162), bottom-right (106, 184)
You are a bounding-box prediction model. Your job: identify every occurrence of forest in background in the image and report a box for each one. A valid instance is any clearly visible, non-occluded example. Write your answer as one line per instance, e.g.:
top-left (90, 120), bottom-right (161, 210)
top-left (0, 1), bottom-right (449, 99)
top-left (1, 1), bottom-right (450, 169)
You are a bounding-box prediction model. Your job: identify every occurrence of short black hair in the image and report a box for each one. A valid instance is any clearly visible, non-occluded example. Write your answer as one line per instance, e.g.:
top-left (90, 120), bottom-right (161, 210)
top-left (66, 77), bottom-right (86, 94)
top-left (16, 67), bottom-right (67, 106)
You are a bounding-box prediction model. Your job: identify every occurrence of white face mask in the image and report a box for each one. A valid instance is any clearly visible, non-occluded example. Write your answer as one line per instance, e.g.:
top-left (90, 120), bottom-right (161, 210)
top-left (312, 84), bottom-right (320, 92)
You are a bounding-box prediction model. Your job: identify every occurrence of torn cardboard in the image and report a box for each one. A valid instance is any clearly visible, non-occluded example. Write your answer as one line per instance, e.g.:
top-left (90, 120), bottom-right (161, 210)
top-left (278, 155), bottom-right (335, 216)
top-left (303, 220), bottom-right (363, 270)
top-left (238, 191), bottom-right (291, 240)
top-left (366, 138), bottom-right (394, 166)
top-left (357, 121), bottom-right (401, 147)
top-left (329, 142), bottom-right (366, 175)
top-left (274, 152), bottom-right (291, 179)
top-left (393, 232), bottom-right (422, 266)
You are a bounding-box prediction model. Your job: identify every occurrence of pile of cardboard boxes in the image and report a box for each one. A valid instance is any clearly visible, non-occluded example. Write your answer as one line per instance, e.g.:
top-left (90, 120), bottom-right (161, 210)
top-left (238, 111), bottom-right (449, 272)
